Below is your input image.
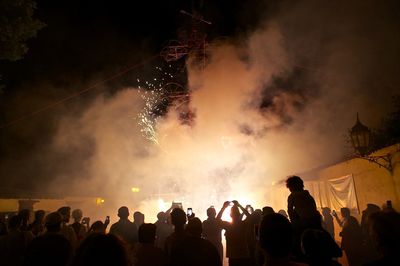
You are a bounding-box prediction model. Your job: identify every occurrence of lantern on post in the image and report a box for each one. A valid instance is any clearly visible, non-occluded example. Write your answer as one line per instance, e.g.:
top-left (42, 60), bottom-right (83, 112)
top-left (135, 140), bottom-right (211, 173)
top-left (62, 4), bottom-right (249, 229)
top-left (350, 113), bottom-right (394, 173)
top-left (350, 113), bottom-right (371, 156)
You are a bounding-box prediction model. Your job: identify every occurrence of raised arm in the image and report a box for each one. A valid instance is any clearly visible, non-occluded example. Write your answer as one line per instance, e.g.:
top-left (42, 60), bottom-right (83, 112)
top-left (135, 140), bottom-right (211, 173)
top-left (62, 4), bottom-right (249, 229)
top-left (217, 201), bottom-right (230, 220)
top-left (233, 200), bottom-right (250, 218)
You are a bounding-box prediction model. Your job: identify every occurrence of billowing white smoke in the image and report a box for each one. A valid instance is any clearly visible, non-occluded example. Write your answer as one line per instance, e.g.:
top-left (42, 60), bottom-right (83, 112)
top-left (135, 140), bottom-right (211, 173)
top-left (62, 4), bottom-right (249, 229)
top-left (50, 0), bottom-right (400, 222)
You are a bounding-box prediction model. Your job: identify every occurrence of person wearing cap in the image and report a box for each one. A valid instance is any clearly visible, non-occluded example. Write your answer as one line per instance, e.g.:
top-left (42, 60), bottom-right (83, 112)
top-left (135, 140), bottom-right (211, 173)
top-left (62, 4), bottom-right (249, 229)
top-left (109, 206), bottom-right (138, 246)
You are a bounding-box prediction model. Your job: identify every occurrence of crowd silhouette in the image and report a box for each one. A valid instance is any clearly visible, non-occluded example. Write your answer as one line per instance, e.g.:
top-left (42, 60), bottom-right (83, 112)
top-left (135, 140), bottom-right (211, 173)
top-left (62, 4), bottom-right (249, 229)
top-left (0, 175), bottom-right (399, 266)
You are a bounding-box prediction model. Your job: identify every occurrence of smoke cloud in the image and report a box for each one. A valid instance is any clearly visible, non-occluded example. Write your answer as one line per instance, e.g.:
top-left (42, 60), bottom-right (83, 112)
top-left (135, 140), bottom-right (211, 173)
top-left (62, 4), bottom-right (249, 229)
top-left (1, 0), bottom-right (399, 221)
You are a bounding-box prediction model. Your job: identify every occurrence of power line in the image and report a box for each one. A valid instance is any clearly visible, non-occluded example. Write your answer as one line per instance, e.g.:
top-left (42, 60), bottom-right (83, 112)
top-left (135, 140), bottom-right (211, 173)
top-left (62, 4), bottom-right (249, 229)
top-left (0, 54), bottom-right (160, 130)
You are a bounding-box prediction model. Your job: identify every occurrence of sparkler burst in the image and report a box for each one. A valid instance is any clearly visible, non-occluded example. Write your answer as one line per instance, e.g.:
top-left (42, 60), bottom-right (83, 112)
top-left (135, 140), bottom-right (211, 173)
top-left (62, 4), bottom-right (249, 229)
top-left (136, 63), bottom-right (192, 144)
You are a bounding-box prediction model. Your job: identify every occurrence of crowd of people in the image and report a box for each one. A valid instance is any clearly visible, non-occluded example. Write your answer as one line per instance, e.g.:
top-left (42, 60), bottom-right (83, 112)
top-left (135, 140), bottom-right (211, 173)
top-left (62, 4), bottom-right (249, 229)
top-left (0, 175), bottom-right (399, 266)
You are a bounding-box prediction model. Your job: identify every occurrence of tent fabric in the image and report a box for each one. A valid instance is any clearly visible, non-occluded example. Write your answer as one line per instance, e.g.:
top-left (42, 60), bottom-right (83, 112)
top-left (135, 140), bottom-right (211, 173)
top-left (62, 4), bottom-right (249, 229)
top-left (305, 175), bottom-right (359, 213)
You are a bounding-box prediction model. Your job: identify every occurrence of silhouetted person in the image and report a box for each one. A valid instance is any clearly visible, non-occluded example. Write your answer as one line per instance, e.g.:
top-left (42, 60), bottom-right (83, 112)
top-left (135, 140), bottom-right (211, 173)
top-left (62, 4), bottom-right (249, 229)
top-left (155, 211), bottom-right (173, 249)
top-left (364, 211), bottom-right (400, 266)
top-left (58, 206), bottom-right (78, 249)
top-left (24, 212), bottom-right (73, 266)
top-left (109, 206), bottom-right (138, 246)
top-left (247, 209), bottom-right (263, 265)
top-left (360, 204), bottom-right (381, 263)
top-left (88, 221), bottom-right (107, 234)
top-left (171, 217), bottom-right (222, 266)
top-left (321, 207), bottom-right (335, 239)
top-left (301, 228), bottom-right (342, 266)
top-left (133, 223), bottom-right (167, 266)
top-left (29, 210), bottom-right (45, 236)
top-left (133, 211), bottom-right (145, 229)
top-left (0, 215), bottom-right (34, 266)
top-left (71, 233), bottom-right (131, 266)
top-left (18, 209), bottom-right (31, 231)
top-left (262, 206), bottom-right (275, 216)
top-left (164, 208), bottom-right (188, 257)
top-left (286, 176), bottom-right (321, 260)
top-left (361, 204), bottom-right (380, 239)
top-left (286, 176), bottom-right (321, 229)
top-left (259, 213), bottom-right (306, 266)
top-left (70, 209), bottom-right (87, 242)
top-left (278, 209), bottom-right (289, 219)
top-left (333, 208), bottom-right (363, 266)
top-left (203, 206), bottom-right (223, 260)
top-left (217, 200), bottom-right (251, 266)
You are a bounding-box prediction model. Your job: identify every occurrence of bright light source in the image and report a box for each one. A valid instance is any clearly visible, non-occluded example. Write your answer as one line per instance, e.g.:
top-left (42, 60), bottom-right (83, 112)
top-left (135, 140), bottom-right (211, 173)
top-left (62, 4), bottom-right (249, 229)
top-left (96, 198), bottom-right (105, 205)
top-left (131, 187), bottom-right (140, 193)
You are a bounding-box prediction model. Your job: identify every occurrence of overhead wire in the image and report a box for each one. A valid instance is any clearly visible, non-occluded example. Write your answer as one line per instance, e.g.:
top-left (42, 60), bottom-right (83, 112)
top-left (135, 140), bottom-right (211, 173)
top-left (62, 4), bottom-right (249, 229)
top-left (0, 54), bottom-right (160, 130)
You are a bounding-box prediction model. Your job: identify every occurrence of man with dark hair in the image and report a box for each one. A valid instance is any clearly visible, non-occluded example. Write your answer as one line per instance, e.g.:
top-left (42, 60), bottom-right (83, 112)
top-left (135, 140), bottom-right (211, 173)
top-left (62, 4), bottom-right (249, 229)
top-left (259, 213), bottom-right (306, 266)
top-left (164, 208), bottom-right (187, 257)
top-left (171, 217), bottom-right (222, 266)
top-left (109, 206), bottom-right (138, 246)
top-left (25, 212), bottom-right (73, 266)
top-left (203, 206), bottom-right (223, 260)
top-left (57, 206), bottom-right (77, 248)
top-left (133, 223), bottom-right (167, 266)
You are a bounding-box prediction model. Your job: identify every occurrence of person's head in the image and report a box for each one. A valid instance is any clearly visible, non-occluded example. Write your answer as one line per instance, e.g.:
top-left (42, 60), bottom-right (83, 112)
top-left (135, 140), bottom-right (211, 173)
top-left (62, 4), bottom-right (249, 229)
top-left (72, 209), bottom-right (83, 222)
top-left (301, 229), bottom-right (342, 262)
top-left (262, 206), bottom-right (275, 216)
top-left (58, 206), bottom-right (71, 223)
top-left (366, 203), bottom-right (381, 213)
top-left (321, 207), bottom-right (331, 217)
top-left (259, 213), bottom-right (293, 259)
top-left (138, 223), bottom-right (157, 244)
top-left (45, 212), bottom-right (63, 232)
top-left (186, 217), bottom-right (202, 238)
top-left (340, 208), bottom-right (351, 218)
top-left (157, 211), bottom-right (167, 222)
top-left (278, 209), bottom-right (288, 218)
top-left (133, 211), bottom-right (144, 224)
top-left (369, 211), bottom-right (400, 254)
top-left (89, 221), bottom-right (106, 234)
top-left (286, 175), bottom-right (304, 192)
top-left (72, 233), bottom-right (130, 266)
top-left (34, 210), bottom-right (46, 222)
top-left (18, 209), bottom-right (31, 224)
top-left (117, 206), bottom-right (129, 219)
top-left (228, 205), bottom-right (240, 222)
top-left (207, 207), bottom-right (216, 219)
top-left (8, 214), bottom-right (22, 230)
top-left (170, 208), bottom-right (186, 229)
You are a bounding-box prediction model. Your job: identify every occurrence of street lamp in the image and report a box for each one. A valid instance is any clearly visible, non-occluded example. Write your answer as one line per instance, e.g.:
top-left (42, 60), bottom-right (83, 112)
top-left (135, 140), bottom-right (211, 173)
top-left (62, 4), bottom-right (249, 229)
top-left (350, 113), bottom-right (394, 173)
top-left (350, 113), bottom-right (371, 156)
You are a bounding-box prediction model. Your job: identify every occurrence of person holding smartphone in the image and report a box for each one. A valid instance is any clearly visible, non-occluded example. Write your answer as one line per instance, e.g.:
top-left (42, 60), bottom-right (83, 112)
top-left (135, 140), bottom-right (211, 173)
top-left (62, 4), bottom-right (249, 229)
top-left (217, 200), bottom-right (252, 266)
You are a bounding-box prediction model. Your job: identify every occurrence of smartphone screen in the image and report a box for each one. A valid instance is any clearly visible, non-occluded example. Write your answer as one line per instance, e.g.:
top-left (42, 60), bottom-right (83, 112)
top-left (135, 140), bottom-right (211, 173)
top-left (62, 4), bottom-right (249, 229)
top-left (187, 208), bottom-right (193, 216)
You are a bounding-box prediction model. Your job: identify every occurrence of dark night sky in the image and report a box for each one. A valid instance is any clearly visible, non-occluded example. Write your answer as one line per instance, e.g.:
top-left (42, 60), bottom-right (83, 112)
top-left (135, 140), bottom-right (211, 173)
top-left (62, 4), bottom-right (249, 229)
top-left (0, 0), bottom-right (268, 89)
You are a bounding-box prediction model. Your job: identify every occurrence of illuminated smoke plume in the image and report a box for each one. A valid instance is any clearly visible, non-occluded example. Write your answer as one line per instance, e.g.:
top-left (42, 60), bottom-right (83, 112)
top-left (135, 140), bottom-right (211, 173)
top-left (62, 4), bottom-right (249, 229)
top-left (48, 0), bottom-right (399, 221)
